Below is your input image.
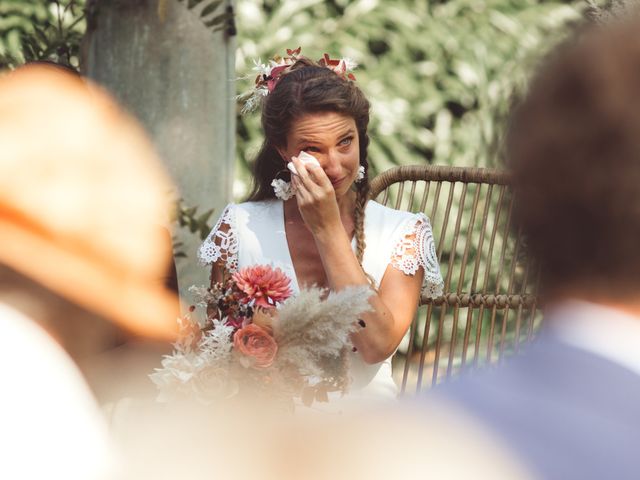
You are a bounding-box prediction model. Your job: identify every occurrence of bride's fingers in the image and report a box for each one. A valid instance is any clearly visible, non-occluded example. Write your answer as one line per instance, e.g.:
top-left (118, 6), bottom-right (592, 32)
top-left (291, 175), bottom-right (309, 201)
top-left (290, 175), bottom-right (300, 195)
top-left (291, 173), bottom-right (300, 191)
top-left (305, 163), bottom-right (332, 188)
top-left (291, 156), bottom-right (319, 189)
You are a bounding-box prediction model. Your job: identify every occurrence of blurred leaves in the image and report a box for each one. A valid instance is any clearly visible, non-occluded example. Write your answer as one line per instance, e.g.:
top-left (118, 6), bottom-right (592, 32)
top-left (172, 199), bottom-right (215, 259)
top-left (0, 0), bottom-right (236, 72)
top-left (234, 0), bottom-right (586, 199)
top-left (0, 0), bottom-right (86, 70)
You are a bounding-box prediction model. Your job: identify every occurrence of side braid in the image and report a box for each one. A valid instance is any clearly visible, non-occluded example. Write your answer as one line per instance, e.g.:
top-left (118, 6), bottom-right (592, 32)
top-left (353, 178), bottom-right (369, 265)
top-left (353, 164), bottom-right (378, 288)
top-left (354, 115), bottom-right (370, 265)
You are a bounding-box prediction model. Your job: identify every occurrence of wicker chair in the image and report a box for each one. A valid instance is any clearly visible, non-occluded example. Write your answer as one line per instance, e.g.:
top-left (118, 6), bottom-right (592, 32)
top-left (369, 165), bottom-right (540, 394)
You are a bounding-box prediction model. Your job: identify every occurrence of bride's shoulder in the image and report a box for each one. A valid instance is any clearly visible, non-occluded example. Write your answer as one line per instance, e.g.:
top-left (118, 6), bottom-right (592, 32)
top-left (214, 199), bottom-right (279, 221)
top-left (198, 199), bottom-right (280, 268)
top-left (234, 199), bottom-right (279, 213)
top-left (365, 200), bottom-right (421, 229)
top-left (365, 201), bottom-right (444, 298)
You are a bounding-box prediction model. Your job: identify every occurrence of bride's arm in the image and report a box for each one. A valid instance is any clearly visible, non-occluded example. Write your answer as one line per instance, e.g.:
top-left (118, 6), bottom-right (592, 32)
top-left (207, 264), bottom-right (238, 320)
top-left (312, 222), bottom-right (424, 364)
top-left (199, 209), bottom-right (234, 316)
top-left (209, 264), bottom-right (227, 286)
top-left (291, 158), bottom-right (424, 364)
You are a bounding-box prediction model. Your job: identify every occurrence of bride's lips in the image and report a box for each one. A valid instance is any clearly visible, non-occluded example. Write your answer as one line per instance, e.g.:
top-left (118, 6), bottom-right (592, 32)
top-left (330, 177), bottom-right (347, 187)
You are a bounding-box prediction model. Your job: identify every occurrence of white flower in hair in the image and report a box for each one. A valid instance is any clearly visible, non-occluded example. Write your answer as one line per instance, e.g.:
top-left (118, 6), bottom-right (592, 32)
top-left (271, 178), bottom-right (294, 201)
top-left (251, 58), bottom-right (274, 79)
top-left (343, 57), bottom-right (358, 71)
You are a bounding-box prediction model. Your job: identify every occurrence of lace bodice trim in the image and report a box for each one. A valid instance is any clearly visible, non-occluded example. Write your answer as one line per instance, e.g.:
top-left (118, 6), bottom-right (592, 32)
top-left (198, 203), bottom-right (444, 298)
top-left (197, 203), bottom-right (239, 273)
top-left (390, 213), bottom-right (444, 299)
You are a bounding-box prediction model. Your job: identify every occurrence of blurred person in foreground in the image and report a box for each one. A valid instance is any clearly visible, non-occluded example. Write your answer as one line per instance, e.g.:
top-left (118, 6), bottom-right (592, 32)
top-left (0, 64), bottom-right (178, 479)
top-left (422, 17), bottom-right (640, 480)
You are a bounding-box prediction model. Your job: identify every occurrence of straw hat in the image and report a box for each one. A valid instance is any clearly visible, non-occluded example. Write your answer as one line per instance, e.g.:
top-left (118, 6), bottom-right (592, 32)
top-left (0, 65), bottom-right (179, 340)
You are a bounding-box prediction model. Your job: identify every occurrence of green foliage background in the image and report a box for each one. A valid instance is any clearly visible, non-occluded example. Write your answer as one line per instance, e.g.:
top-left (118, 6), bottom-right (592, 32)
top-left (0, 0), bottom-right (85, 69)
top-left (2, 0), bottom-right (587, 193)
top-left (233, 0), bottom-right (585, 199)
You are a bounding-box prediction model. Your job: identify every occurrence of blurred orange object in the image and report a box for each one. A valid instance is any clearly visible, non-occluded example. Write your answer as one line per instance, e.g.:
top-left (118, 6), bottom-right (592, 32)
top-left (0, 65), bottom-right (179, 341)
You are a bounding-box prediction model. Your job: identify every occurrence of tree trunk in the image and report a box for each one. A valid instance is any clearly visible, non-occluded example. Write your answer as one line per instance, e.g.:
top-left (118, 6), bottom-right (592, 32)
top-left (82, 0), bottom-right (236, 300)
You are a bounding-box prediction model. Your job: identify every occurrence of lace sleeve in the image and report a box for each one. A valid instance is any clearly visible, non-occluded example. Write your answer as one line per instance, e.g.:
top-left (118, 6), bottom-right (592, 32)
top-left (197, 204), bottom-right (239, 273)
top-left (390, 213), bottom-right (444, 299)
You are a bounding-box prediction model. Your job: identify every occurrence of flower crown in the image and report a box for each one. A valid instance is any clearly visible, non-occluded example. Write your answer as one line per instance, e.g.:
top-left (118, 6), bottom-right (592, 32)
top-left (238, 47), bottom-right (358, 114)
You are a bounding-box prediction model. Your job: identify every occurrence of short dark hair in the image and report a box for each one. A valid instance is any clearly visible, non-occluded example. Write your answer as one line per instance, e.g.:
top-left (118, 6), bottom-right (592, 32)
top-left (507, 20), bottom-right (640, 300)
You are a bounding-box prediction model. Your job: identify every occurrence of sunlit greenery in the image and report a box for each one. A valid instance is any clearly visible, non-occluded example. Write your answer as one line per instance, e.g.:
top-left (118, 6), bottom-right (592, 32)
top-left (0, 0), bottom-right (85, 69)
top-left (2, 0), bottom-right (587, 185)
top-left (233, 0), bottom-right (585, 199)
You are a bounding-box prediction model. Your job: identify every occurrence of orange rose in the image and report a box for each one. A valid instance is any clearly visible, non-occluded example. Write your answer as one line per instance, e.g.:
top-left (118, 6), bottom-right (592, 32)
top-left (233, 324), bottom-right (278, 369)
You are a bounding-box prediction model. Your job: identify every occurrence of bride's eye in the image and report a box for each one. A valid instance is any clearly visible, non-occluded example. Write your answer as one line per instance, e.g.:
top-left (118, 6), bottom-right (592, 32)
top-left (339, 136), bottom-right (353, 146)
top-left (303, 146), bottom-right (320, 153)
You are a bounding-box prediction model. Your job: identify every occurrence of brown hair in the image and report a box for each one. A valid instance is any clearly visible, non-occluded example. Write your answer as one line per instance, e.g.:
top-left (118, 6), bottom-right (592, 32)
top-left (506, 20), bottom-right (640, 300)
top-left (246, 57), bottom-right (371, 264)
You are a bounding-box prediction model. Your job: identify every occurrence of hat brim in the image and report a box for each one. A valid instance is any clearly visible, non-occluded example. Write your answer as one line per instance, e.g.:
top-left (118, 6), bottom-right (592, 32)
top-left (0, 217), bottom-right (179, 341)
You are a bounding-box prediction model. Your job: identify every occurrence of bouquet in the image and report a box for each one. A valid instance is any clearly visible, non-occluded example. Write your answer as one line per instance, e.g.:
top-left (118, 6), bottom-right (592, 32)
top-left (150, 264), bottom-right (373, 408)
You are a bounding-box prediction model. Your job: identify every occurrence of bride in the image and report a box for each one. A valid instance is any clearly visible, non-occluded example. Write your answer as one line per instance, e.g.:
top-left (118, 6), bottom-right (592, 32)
top-left (198, 51), bottom-right (443, 401)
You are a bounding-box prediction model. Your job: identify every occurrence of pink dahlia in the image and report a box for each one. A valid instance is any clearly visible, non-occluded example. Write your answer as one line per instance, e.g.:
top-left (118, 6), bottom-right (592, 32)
top-left (232, 265), bottom-right (292, 309)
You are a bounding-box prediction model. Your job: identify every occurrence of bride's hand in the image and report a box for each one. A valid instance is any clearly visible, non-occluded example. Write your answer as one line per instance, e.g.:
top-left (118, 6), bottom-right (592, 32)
top-left (290, 155), bottom-right (342, 235)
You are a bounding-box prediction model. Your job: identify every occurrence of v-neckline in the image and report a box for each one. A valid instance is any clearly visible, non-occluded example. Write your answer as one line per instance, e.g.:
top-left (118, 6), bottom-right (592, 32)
top-left (278, 199), bottom-right (358, 295)
top-left (278, 200), bottom-right (302, 295)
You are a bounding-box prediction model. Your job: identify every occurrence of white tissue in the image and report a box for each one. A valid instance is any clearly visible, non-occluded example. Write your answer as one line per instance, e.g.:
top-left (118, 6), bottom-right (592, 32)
top-left (287, 151), bottom-right (320, 175)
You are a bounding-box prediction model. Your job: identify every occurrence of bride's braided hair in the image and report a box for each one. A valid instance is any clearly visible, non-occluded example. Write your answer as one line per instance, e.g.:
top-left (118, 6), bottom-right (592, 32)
top-left (353, 145), bottom-right (370, 266)
top-left (247, 56), bottom-right (372, 272)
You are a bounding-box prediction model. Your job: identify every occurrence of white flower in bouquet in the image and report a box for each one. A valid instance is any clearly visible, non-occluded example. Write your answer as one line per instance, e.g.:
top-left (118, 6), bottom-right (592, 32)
top-left (150, 318), bottom-right (235, 403)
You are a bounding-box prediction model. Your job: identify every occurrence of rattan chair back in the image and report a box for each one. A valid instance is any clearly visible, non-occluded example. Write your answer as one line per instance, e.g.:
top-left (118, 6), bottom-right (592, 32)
top-left (369, 165), bottom-right (540, 394)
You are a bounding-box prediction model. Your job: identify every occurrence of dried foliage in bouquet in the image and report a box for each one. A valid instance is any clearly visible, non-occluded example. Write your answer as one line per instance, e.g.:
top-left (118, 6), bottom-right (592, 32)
top-left (150, 264), bottom-right (372, 409)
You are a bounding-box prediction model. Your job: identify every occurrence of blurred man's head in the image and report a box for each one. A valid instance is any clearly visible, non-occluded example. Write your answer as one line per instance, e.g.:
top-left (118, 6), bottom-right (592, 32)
top-left (506, 19), bottom-right (640, 303)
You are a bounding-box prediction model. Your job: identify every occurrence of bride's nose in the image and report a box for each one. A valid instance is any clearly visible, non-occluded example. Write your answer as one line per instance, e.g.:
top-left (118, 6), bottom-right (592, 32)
top-left (321, 149), bottom-right (342, 177)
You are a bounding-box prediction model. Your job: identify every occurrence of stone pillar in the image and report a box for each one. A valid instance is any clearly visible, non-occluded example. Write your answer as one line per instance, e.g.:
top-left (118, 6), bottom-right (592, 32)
top-left (82, 0), bottom-right (236, 300)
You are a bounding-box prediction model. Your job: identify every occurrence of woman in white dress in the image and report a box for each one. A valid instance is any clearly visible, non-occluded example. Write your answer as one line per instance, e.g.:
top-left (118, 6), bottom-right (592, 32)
top-left (199, 54), bottom-right (443, 400)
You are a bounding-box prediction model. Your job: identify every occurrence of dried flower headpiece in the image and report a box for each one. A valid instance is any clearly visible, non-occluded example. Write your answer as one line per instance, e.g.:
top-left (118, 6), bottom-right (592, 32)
top-left (238, 47), bottom-right (358, 114)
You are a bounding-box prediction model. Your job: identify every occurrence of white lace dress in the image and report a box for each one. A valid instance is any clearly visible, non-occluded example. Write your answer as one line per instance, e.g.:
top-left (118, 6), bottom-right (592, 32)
top-left (197, 199), bottom-right (444, 401)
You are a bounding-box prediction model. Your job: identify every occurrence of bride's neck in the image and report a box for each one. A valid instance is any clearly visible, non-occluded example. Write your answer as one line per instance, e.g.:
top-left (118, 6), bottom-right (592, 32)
top-left (336, 189), bottom-right (357, 218)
